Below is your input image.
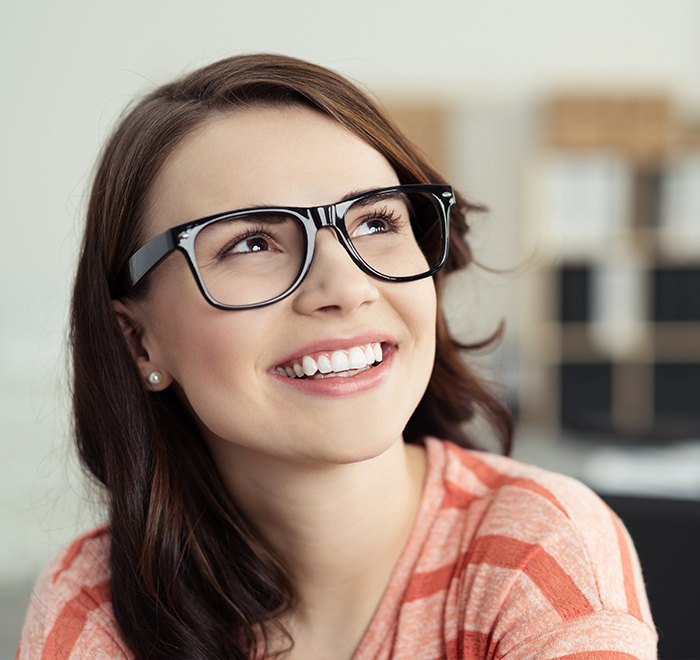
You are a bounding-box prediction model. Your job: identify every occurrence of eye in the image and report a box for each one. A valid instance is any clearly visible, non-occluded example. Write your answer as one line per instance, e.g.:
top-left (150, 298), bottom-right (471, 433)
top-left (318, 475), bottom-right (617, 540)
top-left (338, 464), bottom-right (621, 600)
top-left (216, 228), bottom-right (280, 259)
top-left (353, 216), bottom-right (395, 237)
top-left (351, 207), bottom-right (406, 238)
top-left (230, 234), bottom-right (271, 254)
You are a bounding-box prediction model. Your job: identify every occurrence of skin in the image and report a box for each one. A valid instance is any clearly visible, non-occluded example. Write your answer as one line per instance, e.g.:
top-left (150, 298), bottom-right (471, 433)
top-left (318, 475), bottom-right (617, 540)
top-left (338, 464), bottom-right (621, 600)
top-left (115, 105), bottom-right (438, 658)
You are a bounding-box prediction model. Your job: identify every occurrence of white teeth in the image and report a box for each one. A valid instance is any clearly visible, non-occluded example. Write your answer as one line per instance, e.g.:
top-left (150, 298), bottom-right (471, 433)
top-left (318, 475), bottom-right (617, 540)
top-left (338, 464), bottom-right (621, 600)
top-left (330, 350), bottom-right (350, 372)
top-left (277, 342), bottom-right (386, 379)
top-left (317, 354), bottom-right (333, 374)
top-left (302, 355), bottom-right (318, 377)
top-left (348, 346), bottom-right (367, 369)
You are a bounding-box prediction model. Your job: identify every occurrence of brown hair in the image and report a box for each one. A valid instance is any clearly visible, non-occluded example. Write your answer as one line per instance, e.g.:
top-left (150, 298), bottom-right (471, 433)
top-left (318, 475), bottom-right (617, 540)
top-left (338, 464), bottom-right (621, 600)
top-left (71, 53), bottom-right (512, 658)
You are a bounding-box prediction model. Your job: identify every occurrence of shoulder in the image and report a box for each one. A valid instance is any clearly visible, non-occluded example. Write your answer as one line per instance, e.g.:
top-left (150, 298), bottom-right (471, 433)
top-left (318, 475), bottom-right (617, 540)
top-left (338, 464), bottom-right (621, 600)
top-left (17, 526), bottom-right (131, 659)
top-left (431, 437), bottom-right (633, 543)
top-left (419, 439), bottom-right (658, 657)
top-left (425, 437), bottom-right (620, 545)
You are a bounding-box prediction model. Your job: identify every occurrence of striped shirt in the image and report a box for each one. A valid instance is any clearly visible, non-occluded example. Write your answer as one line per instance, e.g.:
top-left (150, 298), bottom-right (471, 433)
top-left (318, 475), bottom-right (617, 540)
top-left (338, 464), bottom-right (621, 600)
top-left (18, 438), bottom-right (657, 659)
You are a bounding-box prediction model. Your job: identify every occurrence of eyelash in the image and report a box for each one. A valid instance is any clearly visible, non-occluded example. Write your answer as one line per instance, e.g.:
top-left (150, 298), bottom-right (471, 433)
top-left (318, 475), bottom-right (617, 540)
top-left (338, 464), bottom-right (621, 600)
top-left (216, 225), bottom-right (274, 259)
top-left (356, 207), bottom-right (405, 231)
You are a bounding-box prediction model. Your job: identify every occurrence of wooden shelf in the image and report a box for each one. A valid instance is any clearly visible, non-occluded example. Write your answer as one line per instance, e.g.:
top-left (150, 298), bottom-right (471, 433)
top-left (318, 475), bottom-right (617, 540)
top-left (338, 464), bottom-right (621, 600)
top-left (653, 324), bottom-right (700, 359)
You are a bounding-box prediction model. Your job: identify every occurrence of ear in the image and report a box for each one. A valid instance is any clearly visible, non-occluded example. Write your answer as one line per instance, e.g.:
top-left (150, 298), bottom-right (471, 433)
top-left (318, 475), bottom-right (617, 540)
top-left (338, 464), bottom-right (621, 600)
top-left (112, 299), bottom-right (173, 391)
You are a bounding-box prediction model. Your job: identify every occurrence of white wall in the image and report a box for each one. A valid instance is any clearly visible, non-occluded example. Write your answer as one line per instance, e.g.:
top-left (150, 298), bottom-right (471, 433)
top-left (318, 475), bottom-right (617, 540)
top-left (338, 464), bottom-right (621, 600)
top-left (2, 0), bottom-right (699, 628)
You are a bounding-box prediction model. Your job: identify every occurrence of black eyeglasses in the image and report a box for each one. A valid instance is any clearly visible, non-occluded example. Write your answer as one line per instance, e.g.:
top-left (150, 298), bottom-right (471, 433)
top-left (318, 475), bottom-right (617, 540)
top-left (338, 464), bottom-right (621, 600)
top-left (126, 183), bottom-right (454, 310)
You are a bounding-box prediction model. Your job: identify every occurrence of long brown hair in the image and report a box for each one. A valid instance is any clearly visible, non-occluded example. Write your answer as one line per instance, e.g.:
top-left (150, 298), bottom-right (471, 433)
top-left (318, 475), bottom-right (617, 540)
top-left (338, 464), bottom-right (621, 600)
top-left (71, 53), bottom-right (513, 658)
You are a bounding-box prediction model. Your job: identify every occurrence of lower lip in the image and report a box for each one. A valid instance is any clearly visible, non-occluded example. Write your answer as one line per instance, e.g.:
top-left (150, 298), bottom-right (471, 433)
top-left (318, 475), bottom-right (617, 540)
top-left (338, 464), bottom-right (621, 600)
top-left (272, 347), bottom-right (395, 398)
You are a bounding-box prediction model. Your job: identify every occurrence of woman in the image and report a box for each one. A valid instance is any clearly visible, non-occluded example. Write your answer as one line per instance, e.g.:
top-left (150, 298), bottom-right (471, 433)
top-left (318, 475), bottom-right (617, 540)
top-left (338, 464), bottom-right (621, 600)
top-left (18, 54), bottom-right (656, 659)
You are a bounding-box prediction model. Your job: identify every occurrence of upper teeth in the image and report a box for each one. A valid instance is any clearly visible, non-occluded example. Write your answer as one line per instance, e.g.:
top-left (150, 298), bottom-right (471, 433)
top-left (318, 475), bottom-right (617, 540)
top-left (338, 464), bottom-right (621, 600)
top-left (276, 342), bottom-right (383, 379)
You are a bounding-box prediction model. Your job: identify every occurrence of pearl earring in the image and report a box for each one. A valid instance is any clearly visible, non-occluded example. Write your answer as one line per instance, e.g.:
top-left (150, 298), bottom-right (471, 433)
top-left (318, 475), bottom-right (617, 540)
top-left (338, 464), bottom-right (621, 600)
top-left (147, 371), bottom-right (163, 386)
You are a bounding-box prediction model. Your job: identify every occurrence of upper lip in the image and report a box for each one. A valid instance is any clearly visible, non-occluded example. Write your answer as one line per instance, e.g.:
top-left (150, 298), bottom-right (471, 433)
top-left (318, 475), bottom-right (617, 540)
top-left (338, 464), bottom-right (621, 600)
top-left (272, 332), bottom-right (397, 370)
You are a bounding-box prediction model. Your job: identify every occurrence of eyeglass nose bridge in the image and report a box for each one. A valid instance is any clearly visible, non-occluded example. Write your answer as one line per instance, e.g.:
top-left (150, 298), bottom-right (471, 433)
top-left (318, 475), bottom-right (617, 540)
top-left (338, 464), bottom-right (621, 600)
top-left (309, 203), bottom-right (337, 228)
top-left (304, 202), bottom-right (370, 276)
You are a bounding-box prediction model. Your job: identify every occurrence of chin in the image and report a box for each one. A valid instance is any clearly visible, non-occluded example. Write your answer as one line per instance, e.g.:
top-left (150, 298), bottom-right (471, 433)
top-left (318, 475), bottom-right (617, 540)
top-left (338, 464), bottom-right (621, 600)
top-left (295, 424), bottom-right (406, 467)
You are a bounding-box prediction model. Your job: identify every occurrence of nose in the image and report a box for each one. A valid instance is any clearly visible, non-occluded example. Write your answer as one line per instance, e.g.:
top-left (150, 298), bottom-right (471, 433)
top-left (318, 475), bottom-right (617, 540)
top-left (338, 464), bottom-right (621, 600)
top-left (291, 227), bottom-right (379, 316)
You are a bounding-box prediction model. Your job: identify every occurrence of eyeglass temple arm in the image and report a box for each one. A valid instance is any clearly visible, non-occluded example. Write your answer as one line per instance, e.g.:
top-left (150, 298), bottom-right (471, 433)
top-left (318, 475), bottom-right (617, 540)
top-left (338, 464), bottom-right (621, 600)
top-left (128, 231), bottom-right (178, 287)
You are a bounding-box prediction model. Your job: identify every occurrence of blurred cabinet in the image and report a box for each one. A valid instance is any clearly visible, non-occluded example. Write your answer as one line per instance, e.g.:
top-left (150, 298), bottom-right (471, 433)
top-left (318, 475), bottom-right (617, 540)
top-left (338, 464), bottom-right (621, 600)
top-left (520, 95), bottom-right (700, 441)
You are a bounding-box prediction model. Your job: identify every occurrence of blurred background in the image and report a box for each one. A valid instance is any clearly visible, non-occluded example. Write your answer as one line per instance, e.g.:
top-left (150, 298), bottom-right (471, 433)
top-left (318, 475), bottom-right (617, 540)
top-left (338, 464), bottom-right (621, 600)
top-left (2, 1), bottom-right (699, 657)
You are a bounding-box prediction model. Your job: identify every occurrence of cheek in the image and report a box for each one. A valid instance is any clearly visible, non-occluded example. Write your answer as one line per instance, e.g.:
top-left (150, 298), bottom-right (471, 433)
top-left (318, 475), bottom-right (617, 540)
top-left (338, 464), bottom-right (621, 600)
top-left (406, 280), bottom-right (438, 348)
top-left (419, 290), bottom-right (438, 382)
top-left (159, 313), bottom-right (261, 384)
top-left (143, 271), bottom-right (259, 385)
top-left (152, 310), bottom-right (268, 439)
top-left (391, 278), bottom-right (438, 389)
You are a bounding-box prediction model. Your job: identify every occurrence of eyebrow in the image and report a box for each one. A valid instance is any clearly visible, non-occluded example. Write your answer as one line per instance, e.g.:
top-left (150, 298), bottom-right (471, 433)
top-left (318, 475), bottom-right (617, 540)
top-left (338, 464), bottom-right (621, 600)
top-left (338, 188), bottom-right (380, 203)
top-left (265, 187), bottom-right (397, 206)
top-left (347, 190), bottom-right (408, 211)
top-left (225, 187), bottom-right (401, 213)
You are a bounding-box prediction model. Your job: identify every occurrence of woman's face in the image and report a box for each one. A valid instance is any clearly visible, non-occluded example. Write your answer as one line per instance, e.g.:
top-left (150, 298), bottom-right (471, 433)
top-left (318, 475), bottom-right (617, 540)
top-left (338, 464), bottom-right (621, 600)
top-left (125, 105), bottom-right (437, 466)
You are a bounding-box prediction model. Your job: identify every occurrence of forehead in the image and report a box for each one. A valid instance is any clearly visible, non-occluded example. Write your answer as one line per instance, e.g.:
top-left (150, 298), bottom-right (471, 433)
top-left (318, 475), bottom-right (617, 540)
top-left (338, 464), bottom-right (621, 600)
top-left (145, 105), bottom-right (399, 238)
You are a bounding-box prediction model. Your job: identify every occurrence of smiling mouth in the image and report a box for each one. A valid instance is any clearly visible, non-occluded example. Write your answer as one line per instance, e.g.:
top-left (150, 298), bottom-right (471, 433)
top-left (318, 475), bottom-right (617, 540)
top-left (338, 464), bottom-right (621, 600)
top-left (275, 342), bottom-right (384, 380)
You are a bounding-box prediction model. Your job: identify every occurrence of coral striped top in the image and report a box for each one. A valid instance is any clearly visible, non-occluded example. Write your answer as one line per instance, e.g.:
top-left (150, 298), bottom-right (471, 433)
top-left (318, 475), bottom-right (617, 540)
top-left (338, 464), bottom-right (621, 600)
top-left (18, 438), bottom-right (657, 659)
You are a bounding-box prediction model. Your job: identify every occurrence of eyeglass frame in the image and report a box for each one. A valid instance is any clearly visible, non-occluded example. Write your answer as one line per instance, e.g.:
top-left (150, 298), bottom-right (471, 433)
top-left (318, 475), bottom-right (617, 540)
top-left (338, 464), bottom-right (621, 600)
top-left (125, 183), bottom-right (455, 310)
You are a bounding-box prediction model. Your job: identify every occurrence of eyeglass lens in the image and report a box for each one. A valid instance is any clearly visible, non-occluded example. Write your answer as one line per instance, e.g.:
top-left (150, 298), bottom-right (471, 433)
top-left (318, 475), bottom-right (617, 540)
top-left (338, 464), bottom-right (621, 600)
top-left (193, 190), bottom-right (446, 307)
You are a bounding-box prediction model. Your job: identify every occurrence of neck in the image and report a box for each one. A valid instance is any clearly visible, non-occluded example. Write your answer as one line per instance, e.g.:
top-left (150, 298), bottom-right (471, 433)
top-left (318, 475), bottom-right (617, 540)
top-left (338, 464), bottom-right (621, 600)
top-left (210, 437), bottom-right (426, 605)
